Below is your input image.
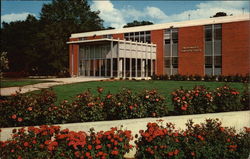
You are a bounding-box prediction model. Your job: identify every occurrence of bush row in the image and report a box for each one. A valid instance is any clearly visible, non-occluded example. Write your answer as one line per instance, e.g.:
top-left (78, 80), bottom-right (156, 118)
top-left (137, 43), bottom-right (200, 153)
top-left (0, 125), bottom-right (133, 159)
top-left (0, 88), bottom-right (168, 127)
top-left (172, 85), bottom-right (250, 115)
top-left (135, 119), bottom-right (250, 159)
top-left (151, 74), bottom-right (250, 83)
top-left (0, 85), bottom-right (249, 128)
top-left (1, 119), bottom-right (249, 159)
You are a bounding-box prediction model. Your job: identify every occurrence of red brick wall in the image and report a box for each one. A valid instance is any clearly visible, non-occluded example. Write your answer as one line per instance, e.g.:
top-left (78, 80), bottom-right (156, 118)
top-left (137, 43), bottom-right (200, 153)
top-left (178, 26), bottom-right (204, 76)
top-left (222, 21), bottom-right (250, 75)
top-left (69, 38), bottom-right (79, 76)
top-left (113, 33), bottom-right (124, 40)
top-left (151, 30), bottom-right (164, 75)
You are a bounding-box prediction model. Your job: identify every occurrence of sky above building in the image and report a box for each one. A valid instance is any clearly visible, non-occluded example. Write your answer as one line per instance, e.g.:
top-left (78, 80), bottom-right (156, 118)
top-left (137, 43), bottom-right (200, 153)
top-left (1, 0), bottom-right (249, 28)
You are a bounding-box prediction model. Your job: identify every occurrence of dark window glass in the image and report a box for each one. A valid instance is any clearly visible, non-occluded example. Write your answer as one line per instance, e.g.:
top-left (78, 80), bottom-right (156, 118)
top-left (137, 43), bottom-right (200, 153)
top-left (214, 40), bottom-right (221, 55)
top-left (124, 33), bottom-right (129, 36)
top-left (146, 31), bottom-right (150, 35)
top-left (205, 56), bottom-right (212, 67)
top-left (172, 39), bottom-right (178, 44)
top-left (172, 57), bottom-right (178, 68)
top-left (135, 32), bottom-right (139, 35)
top-left (172, 31), bottom-right (178, 40)
top-left (165, 57), bottom-right (170, 68)
top-left (205, 41), bottom-right (212, 56)
top-left (214, 56), bottom-right (222, 67)
top-left (165, 39), bottom-right (170, 44)
top-left (146, 35), bottom-right (151, 43)
top-left (205, 25), bottom-right (212, 41)
top-left (214, 24), bottom-right (222, 40)
top-left (165, 44), bottom-right (170, 56)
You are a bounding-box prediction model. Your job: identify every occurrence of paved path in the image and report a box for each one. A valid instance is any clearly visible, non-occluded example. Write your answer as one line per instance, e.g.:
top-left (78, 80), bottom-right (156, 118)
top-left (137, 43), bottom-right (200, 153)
top-left (0, 77), bottom-right (108, 96)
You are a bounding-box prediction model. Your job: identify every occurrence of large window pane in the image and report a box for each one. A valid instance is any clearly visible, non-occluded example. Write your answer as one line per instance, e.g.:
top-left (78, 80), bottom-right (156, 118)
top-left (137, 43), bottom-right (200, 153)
top-left (205, 56), bottom-right (212, 67)
top-left (205, 25), bottom-right (212, 41)
top-left (172, 44), bottom-right (178, 56)
top-left (165, 43), bottom-right (170, 56)
top-left (214, 40), bottom-right (221, 55)
top-left (214, 56), bottom-right (222, 67)
top-left (205, 41), bottom-right (212, 56)
top-left (164, 57), bottom-right (170, 68)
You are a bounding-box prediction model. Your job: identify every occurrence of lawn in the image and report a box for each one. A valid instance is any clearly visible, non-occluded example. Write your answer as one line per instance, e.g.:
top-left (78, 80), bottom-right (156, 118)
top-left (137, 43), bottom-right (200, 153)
top-left (0, 79), bottom-right (54, 88)
top-left (47, 80), bottom-right (247, 110)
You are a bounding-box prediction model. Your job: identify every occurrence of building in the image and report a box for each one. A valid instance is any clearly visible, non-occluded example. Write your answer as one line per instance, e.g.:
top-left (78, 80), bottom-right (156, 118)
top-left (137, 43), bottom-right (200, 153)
top-left (68, 15), bottom-right (250, 78)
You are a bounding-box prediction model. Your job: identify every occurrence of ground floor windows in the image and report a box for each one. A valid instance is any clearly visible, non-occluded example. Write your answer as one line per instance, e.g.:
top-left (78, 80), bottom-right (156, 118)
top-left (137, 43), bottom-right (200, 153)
top-left (79, 58), bottom-right (155, 78)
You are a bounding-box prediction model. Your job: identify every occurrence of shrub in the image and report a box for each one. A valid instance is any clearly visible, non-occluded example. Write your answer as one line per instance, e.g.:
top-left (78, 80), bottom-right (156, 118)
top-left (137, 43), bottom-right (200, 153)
top-left (138, 89), bottom-right (168, 117)
top-left (71, 90), bottom-right (105, 122)
top-left (213, 85), bottom-right (242, 112)
top-left (103, 88), bottom-right (147, 120)
top-left (241, 84), bottom-right (250, 110)
top-left (135, 119), bottom-right (250, 159)
top-left (0, 125), bottom-right (133, 159)
top-left (172, 86), bottom-right (215, 115)
top-left (135, 121), bottom-right (184, 158)
top-left (0, 89), bottom-right (57, 127)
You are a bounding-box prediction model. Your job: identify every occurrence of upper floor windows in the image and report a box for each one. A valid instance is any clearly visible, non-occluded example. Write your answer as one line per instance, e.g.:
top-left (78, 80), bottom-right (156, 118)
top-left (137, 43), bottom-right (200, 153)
top-left (124, 31), bottom-right (151, 43)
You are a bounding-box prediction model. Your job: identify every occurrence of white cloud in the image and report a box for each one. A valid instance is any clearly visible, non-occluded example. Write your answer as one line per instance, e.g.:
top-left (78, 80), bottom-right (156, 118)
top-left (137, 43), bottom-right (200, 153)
top-left (92, 0), bottom-right (249, 28)
top-left (91, 1), bottom-right (126, 28)
top-left (1, 12), bottom-right (36, 23)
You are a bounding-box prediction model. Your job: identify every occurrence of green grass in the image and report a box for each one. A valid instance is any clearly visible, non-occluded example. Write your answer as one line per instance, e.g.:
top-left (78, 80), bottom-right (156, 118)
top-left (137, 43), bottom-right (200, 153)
top-left (0, 79), bottom-right (54, 88)
top-left (47, 80), bottom-right (247, 110)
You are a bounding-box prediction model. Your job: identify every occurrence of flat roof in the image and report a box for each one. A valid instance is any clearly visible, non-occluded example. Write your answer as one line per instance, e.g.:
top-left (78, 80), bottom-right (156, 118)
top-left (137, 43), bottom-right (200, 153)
top-left (71, 14), bottom-right (250, 38)
top-left (67, 38), bottom-right (156, 46)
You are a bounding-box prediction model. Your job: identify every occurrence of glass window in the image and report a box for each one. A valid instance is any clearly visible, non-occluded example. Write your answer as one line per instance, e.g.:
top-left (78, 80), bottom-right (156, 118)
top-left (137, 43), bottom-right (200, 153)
top-left (172, 43), bottom-right (178, 56)
top-left (205, 25), bottom-right (212, 41)
top-left (214, 56), bottom-right (222, 67)
top-left (165, 44), bottom-right (171, 56)
top-left (205, 41), bottom-right (212, 56)
top-left (164, 57), bottom-right (170, 68)
top-left (172, 57), bottom-right (178, 68)
top-left (205, 56), bottom-right (212, 67)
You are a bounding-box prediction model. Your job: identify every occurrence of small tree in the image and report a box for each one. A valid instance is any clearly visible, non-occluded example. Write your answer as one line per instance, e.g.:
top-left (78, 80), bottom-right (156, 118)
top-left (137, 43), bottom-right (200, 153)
top-left (211, 12), bottom-right (227, 18)
top-left (0, 52), bottom-right (9, 78)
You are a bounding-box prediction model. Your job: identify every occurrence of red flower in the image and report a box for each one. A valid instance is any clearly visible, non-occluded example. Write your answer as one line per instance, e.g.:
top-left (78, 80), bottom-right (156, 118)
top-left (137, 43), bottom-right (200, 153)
top-left (98, 87), bottom-right (104, 93)
top-left (86, 152), bottom-right (91, 157)
top-left (27, 107), bottom-right (33, 111)
top-left (174, 149), bottom-right (179, 155)
top-left (11, 114), bottom-right (17, 120)
top-left (32, 140), bottom-right (37, 144)
top-left (168, 151), bottom-right (173, 156)
top-left (18, 156), bottom-right (22, 159)
top-left (111, 150), bottom-right (119, 155)
top-left (107, 94), bottom-right (112, 99)
top-left (129, 105), bottom-right (133, 110)
top-left (191, 152), bottom-right (195, 156)
top-left (96, 145), bottom-right (102, 150)
top-left (88, 145), bottom-right (92, 150)
top-left (181, 106), bottom-right (187, 111)
top-left (23, 142), bottom-right (29, 147)
top-left (198, 135), bottom-right (204, 141)
top-left (18, 118), bottom-right (23, 122)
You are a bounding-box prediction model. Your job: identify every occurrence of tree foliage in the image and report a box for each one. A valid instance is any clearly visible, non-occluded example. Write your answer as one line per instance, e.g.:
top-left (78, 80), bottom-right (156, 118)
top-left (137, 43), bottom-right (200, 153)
top-left (123, 20), bottom-right (153, 28)
top-left (0, 0), bottom-right (104, 75)
top-left (211, 12), bottom-right (227, 18)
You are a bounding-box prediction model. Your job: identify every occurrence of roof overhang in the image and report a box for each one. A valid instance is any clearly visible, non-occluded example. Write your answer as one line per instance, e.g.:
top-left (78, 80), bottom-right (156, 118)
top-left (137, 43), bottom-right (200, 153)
top-left (67, 38), bottom-right (156, 47)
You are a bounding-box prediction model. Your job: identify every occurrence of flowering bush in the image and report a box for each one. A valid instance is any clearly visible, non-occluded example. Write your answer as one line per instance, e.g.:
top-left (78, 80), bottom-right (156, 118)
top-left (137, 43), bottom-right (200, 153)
top-left (241, 85), bottom-right (250, 110)
top-left (172, 86), bottom-right (215, 115)
top-left (0, 89), bottom-right (57, 127)
top-left (71, 90), bottom-right (105, 122)
top-left (0, 125), bottom-right (133, 159)
top-left (135, 119), bottom-right (250, 159)
top-left (213, 85), bottom-right (242, 112)
top-left (135, 120), bottom-right (184, 158)
top-left (138, 89), bottom-right (168, 117)
top-left (103, 89), bottom-right (147, 120)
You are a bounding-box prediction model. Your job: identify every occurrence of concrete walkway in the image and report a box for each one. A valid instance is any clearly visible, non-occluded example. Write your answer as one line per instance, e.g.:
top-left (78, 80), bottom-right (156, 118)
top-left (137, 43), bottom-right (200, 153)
top-left (0, 77), bottom-right (108, 96)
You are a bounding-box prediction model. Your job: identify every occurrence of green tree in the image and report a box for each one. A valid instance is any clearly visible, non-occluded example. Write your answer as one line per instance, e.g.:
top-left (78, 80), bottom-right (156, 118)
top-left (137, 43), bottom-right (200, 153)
top-left (211, 12), bottom-right (227, 18)
top-left (39, 0), bottom-right (104, 74)
top-left (0, 52), bottom-right (9, 78)
top-left (1, 15), bottom-right (41, 74)
top-left (123, 20), bottom-right (153, 28)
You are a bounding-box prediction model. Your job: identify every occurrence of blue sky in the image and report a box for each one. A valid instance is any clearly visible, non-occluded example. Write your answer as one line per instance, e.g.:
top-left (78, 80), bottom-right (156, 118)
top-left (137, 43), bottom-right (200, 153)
top-left (1, 0), bottom-right (249, 28)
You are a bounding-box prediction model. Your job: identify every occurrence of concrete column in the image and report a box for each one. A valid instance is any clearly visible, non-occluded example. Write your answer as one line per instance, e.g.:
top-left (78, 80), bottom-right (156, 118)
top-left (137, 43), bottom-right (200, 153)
top-left (130, 43), bottom-right (132, 78)
top-left (111, 41), bottom-right (113, 77)
top-left (119, 59), bottom-right (123, 78)
top-left (93, 47), bottom-right (96, 77)
top-left (124, 42), bottom-right (126, 78)
top-left (142, 59), bottom-right (145, 77)
top-left (117, 41), bottom-right (120, 78)
top-left (135, 43), bottom-right (138, 77)
top-left (99, 59), bottom-right (101, 77)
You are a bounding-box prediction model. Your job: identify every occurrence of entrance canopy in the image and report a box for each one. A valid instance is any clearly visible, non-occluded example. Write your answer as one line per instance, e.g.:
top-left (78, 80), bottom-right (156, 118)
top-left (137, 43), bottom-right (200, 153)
top-left (67, 38), bottom-right (156, 78)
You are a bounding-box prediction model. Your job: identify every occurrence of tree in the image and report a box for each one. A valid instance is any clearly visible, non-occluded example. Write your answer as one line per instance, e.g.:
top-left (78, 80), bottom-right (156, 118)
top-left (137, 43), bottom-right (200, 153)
top-left (211, 12), bottom-right (227, 18)
top-left (39, 0), bottom-right (104, 74)
top-left (123, 20), bottom-right (153, 28)
top-left (1, 15), bottom-right (41, 73)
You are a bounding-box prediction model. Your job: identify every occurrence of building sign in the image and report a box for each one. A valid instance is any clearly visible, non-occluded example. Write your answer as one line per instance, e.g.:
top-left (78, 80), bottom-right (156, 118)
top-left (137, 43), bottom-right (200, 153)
top-left (181, 46), bottom-right (202, 52)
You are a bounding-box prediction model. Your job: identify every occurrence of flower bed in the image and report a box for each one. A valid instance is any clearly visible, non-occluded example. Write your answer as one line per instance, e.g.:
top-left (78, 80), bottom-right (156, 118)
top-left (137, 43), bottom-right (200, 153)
top-left (0, 84), bottom-right (249, 127)
top-left (135, 119), bottom-right (250, 159)
top-left (0, 125), bottom-right (133, 159)
top-left (1, 118), bottom-right (249, 159)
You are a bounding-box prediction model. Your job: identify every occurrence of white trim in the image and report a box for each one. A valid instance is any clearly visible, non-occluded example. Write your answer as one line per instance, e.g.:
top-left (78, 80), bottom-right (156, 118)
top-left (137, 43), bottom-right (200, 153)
top-left (70, 15), bottom-right (249, 38)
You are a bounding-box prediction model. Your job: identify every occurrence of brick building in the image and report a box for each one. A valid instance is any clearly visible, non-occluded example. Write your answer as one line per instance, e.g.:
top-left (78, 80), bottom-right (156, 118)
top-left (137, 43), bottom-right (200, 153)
top-left (68, 15), bottom-right (250, 78)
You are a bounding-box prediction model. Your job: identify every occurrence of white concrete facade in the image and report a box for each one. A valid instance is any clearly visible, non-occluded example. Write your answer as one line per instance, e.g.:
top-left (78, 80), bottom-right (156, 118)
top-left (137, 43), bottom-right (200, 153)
top-left (68, 38), bottom-right (156, 78)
